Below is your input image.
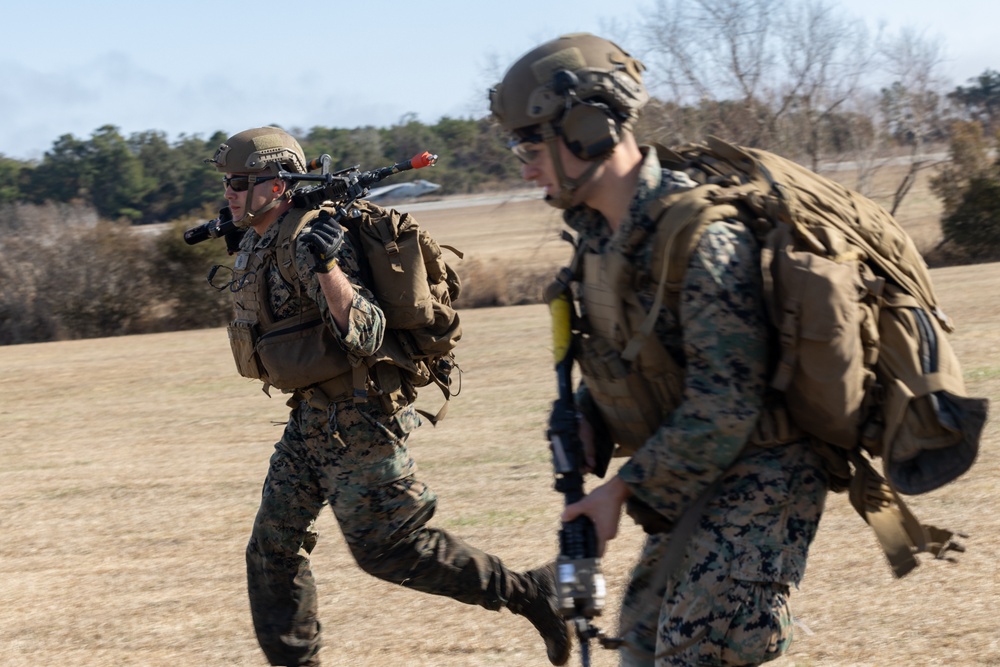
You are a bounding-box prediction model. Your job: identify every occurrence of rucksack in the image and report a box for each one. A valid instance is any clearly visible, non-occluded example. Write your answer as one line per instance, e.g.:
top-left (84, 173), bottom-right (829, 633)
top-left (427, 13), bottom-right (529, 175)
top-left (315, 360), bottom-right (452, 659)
top-left (274, 200), bottom-right (463, 424)
top-left (642, 137), bottom-right (989, 577)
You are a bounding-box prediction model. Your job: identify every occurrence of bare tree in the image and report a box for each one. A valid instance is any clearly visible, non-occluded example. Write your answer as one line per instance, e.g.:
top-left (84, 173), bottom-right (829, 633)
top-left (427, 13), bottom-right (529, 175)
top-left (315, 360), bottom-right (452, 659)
top-left (639, 0), bottom-right (783, 146)
top-left (877, 27), bottom-right (949, 214)
top-left (838, 89), bottom-right (895, 197)
top-left (773, 0), bottom-right (878, 168)
top-left (638, 0), bottom-right (881, 162)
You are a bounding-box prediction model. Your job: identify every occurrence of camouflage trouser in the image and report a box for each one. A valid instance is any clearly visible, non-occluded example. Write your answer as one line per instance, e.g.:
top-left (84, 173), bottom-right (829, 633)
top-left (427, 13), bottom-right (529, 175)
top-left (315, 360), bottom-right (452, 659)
top-left (246, 398), bottom-right (518, 666)
top-left (617, 443), bottom-right (827, 667)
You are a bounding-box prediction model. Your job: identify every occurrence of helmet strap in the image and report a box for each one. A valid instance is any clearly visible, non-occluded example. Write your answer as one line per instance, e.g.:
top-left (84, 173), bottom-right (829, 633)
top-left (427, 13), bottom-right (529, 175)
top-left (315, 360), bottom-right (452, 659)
top-left (541, 122), bottom-right (601, 209)
top-left (232, 175), bottom-right (284, 228)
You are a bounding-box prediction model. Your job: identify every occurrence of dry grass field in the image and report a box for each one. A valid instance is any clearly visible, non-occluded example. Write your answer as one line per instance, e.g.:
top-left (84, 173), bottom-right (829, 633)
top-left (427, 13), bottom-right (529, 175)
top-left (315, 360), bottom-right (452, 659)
top-left (2, 178), bottom-right (998, 666)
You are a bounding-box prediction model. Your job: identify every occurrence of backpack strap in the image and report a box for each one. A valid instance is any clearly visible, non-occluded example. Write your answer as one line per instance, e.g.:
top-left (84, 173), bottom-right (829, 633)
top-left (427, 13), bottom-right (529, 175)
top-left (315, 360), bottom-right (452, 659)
top-left (848, 449), bottom-right (965, 577)
top-left (621, 187), bottom-right (740, 362)
top-left (274, 207), bottom-right (321, 287)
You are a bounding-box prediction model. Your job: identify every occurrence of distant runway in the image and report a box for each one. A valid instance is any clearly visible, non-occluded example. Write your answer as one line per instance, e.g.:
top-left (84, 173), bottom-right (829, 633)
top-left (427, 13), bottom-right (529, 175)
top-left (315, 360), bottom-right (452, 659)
top-left (135, 188), bottom-right (546, 237)
top-left (390, 188), bottom-right (543, 212)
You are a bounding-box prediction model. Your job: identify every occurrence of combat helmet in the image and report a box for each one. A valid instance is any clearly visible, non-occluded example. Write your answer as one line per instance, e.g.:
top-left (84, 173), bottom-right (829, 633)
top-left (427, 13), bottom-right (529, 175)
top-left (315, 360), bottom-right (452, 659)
top-left (206, 126), bottom-right (307, 227)
top-left (489, 33), bottom-right (648, 208)
top-left (490, 33), bottom-right (648, 159)
top-left (207, 126), bottom-right (307, 176)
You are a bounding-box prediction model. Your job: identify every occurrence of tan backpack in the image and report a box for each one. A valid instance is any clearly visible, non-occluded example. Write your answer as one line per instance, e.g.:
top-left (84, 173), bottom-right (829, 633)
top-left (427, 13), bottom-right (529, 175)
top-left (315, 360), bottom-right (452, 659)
top-left (645, 137), bottom-right (989, 577)
top-left (276, 201), bottom-right (463, 423)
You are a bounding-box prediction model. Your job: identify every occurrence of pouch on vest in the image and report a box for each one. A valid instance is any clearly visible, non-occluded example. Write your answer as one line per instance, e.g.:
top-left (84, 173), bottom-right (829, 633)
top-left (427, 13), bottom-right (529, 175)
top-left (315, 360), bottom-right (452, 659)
top-left (254, 314), bottom-right (353, 392)
top-left (228, 319), bottom-right (265, 381)
top-left (576, 334), bottom-right (667, 456)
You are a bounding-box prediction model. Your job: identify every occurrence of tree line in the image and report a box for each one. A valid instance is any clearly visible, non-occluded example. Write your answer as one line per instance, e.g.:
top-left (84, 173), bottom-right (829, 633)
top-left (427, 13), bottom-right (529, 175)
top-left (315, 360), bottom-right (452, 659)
top-left (0, 116), bottom-right (520, 225)
top-left (1, 62), bottom-right (998, 231)
top-left (5, 0), bottom-right (1000, 345)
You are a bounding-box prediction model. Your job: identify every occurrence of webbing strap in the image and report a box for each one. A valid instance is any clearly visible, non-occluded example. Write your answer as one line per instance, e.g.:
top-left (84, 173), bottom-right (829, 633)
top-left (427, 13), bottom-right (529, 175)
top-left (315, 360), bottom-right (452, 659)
top-left (621, 188), bottom-right (731, 362)
top-left (416, 401), bottom-right (449, 426)
top-left (274, 208), bottom-right (320, 287)
top-left (847, 450), bottom-right (963, 578)
top-left (622, 240), bottom-right (672, 363)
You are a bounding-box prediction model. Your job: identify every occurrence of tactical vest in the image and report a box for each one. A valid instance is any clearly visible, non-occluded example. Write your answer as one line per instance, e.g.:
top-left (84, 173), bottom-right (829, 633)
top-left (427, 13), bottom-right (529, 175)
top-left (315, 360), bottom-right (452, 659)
top-left (226, 202), bottom-right (462, 418)
top-left (572, 188), bottom-right (715, 456)
top-left (226, 208), bottom-right (406, 408)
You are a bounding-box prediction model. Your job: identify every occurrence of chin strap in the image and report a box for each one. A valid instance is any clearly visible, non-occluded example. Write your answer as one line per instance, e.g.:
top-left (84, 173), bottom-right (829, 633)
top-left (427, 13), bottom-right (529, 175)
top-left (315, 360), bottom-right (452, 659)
top-left (233, 175), bottom-right (287, 228)
top-left (236, 196), bottom-right (285, 227)
top-left (540, 123), bottom-right (602, 210)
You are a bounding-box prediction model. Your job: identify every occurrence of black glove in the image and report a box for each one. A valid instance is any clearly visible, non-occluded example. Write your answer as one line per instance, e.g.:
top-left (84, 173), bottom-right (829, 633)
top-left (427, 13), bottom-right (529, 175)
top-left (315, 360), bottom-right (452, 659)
top-left (223, 228), bottom-right (246, 255)
top-left (217, 206), bottom-right (246, 255)
top-left (298, 210), bottom-right (344, 274)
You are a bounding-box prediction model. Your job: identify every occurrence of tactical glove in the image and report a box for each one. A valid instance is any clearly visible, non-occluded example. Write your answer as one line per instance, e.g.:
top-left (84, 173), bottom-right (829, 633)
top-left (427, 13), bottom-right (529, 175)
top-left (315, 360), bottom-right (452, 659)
top-left (299, 211), bottom-right (344, 273)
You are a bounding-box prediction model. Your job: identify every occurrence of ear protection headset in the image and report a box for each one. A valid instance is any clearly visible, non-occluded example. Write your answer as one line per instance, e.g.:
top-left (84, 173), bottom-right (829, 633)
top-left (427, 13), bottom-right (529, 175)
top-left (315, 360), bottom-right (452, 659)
top-left (551, 69), bottom-right (622, 161)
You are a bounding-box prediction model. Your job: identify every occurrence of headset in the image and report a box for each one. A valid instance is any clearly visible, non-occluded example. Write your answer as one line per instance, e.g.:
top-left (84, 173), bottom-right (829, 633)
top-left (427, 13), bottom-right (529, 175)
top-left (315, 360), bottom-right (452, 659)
top-left (551, 69), bottom-right (623, 161)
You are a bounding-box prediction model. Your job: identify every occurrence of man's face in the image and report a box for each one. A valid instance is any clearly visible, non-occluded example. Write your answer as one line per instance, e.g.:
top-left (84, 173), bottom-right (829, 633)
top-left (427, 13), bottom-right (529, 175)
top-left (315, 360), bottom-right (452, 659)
top-left (223, 173), bottom-right (276, 221)
top-left (514, 139), bottom-right (597, 208)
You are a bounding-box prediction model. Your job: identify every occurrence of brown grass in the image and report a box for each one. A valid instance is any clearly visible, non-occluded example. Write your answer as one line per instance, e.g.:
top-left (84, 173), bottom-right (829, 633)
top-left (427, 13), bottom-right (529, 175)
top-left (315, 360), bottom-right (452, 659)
top-left (2, 191), bottom-right (998, 667)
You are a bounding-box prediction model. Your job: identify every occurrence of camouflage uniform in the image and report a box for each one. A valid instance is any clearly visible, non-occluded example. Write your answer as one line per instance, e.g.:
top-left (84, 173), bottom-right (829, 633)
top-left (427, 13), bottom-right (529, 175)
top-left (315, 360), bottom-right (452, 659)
top-left (236, 213), bottom-right (543, 666)
top-left (566, 148), bottom-right (828, 666)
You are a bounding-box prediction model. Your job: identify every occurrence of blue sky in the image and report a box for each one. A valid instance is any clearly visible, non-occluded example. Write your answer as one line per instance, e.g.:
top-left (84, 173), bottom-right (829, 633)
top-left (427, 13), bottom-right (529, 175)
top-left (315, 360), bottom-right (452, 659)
top-left (1, 0), bottom-right (995, 160)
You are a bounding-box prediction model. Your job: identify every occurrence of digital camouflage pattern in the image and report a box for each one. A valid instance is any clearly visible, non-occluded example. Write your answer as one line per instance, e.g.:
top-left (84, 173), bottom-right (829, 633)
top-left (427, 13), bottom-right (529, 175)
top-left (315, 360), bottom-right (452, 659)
top-left (236, 213), bottom-right (564, 666)
top-left (246, 398), bottom-right (522, 665)
top-left (566, 147), bottom-right (827, 666)
top-left (617, 445), bottom-right (827, 666)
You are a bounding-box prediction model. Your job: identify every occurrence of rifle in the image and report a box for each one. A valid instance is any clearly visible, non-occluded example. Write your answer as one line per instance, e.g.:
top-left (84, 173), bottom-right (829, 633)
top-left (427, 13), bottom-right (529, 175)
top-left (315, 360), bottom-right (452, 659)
top-left (183, 151), bottom-right (438, 249)
top-left (545, 267), bottom-right (616, 667)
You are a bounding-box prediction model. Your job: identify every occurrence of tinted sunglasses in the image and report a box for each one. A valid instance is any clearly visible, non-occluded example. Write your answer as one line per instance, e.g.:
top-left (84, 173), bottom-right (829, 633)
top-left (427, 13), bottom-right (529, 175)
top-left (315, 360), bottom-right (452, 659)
top-left (223, 175), bottom-right (276, 192)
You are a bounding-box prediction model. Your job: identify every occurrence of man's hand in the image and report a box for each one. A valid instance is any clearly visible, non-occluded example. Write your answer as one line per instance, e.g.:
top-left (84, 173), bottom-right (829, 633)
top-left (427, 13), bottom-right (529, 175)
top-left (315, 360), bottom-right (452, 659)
top-left (299, 211), bottom-right (344, 274)
top-left (561, 475), bottom-right (632, 556)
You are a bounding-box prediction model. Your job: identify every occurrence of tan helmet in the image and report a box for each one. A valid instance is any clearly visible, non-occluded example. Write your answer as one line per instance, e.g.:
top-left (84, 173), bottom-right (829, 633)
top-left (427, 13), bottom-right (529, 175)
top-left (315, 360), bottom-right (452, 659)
top-left (206, 127), bottom-right (306, 228)
top-left (489, 33), bottom-right (648, 161)
top-left (205, 126), bottom-right (307, 176)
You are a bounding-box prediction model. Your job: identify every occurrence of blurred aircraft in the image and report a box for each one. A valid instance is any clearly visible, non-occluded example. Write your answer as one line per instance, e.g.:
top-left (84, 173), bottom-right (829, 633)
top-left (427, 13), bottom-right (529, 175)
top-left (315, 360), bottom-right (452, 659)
top-left (366, 179), bottom-right (441, 203)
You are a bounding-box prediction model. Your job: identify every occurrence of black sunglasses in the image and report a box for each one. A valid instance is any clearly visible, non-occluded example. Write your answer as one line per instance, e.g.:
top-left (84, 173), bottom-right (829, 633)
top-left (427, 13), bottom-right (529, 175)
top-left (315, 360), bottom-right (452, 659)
top-left (223, 175), bottom-right (276, 192)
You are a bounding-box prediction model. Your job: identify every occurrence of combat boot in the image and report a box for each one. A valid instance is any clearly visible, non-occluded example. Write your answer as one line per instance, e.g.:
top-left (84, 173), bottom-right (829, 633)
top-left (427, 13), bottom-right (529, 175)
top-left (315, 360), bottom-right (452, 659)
top-left (508, 564), bottom-right (571, 666)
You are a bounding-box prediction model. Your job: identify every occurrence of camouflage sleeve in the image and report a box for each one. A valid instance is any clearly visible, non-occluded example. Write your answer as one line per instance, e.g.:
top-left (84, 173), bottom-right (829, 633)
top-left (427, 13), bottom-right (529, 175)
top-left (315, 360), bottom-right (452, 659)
top-left (616, 220), bottom-right (769, 524)
top-left (294, 227), bottom-right (385, 359)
